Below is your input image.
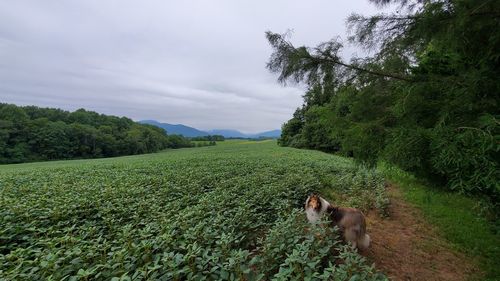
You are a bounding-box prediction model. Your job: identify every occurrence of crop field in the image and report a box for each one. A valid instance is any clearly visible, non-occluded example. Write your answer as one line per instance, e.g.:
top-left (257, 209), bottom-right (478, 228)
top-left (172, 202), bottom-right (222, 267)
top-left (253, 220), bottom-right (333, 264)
top-left (0, 140), bottom-right (389, 280)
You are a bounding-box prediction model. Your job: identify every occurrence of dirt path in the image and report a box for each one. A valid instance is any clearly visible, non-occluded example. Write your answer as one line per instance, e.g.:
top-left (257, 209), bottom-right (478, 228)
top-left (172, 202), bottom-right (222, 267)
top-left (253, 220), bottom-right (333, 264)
top-left (364, 185), bottom-right (480, 281)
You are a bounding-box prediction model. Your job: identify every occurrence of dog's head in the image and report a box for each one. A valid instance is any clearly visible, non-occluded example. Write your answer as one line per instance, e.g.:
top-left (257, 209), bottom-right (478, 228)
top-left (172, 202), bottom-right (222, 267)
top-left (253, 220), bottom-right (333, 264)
top-left (305, 193), bottom-right (322, 212)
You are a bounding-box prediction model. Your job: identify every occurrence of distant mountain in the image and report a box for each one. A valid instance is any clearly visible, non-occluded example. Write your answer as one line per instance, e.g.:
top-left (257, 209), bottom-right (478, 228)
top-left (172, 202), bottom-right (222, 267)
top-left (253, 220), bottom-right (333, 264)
top-left (208, 129), bottom-right (247, 138)
top-left (139, 120), bottom-right (209, 137)
top-left (140, 120), bottom-right (281, 139)
top-left (251, 129), bottom-right (281, 138)
top-left (206, 129), bottom-right (282, 138)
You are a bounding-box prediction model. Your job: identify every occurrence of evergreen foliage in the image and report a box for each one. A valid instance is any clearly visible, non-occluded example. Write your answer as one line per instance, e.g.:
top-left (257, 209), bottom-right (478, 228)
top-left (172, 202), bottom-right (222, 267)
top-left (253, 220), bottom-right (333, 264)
top-left (0, 103), bottom-right (193, 163)
top-left (269, 0), bottom-right (499, 200)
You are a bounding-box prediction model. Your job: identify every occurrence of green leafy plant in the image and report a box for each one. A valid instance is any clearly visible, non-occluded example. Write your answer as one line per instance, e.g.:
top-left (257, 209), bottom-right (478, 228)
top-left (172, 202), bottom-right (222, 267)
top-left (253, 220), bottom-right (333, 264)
top-left (0, 140), bottom-right (387, 280)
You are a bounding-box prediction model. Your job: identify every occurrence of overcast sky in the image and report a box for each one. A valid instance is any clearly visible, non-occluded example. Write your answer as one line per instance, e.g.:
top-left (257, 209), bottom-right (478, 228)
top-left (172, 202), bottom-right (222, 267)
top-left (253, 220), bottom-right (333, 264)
top-left (0, 0), bottom-right (381, 133)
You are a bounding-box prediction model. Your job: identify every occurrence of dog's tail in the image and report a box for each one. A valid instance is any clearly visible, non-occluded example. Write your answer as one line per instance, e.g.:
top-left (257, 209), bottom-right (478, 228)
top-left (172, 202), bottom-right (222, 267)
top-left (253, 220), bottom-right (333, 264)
top-left (358, 234), bottom-right (371, 250)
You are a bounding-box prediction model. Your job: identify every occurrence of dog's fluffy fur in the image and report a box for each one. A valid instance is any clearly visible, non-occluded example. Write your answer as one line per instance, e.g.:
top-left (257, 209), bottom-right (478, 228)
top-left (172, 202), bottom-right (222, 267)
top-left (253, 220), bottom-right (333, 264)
top-left (305, 193), bottom-right (370, 250)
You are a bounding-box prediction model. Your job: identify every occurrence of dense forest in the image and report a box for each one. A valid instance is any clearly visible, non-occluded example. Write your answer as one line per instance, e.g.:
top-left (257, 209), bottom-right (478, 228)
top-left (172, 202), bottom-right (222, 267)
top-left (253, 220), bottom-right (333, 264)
top-left (0, 103), bottom-right (193, 163)
top-left (269, 0), bottom-right (499, 202)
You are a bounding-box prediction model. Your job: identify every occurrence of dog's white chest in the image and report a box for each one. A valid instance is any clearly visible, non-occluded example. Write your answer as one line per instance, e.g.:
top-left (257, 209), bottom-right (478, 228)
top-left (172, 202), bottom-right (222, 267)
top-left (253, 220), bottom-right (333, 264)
top-left (306, 208), bottom-right (322, 223)
top-left (305, 197), bottom-right (330, 223)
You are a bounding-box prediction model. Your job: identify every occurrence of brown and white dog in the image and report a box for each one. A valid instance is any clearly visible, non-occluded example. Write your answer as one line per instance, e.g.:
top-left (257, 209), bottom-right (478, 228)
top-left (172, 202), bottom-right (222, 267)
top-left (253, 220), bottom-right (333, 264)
top-left (305, 193), bottom-right (370, 250)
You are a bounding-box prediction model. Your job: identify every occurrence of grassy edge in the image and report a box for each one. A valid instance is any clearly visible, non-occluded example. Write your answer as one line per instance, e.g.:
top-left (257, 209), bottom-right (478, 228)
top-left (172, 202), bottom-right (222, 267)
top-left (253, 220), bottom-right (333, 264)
top-left (378, 163), bottom-right (500, 280)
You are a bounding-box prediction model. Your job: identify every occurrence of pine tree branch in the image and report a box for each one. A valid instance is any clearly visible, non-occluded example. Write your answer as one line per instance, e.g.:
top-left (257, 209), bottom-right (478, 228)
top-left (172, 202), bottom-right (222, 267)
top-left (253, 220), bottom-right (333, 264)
top-left (317, 53), bottom-right (413, 82)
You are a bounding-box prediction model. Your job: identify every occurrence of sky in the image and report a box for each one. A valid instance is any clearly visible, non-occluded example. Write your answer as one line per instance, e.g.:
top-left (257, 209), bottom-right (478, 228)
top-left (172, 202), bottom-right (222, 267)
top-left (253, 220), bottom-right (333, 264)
top-left (0, 0), bottom-right (382, 133)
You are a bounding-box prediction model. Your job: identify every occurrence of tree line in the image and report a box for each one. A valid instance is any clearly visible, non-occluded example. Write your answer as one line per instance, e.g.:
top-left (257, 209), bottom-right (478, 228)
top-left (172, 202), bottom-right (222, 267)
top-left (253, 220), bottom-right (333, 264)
top-left (268, 0), bottom-right (499, 202)
top-left (0, 103), bottom-right (194, 164)
top-left (190, 135), bottom-right (225, 141)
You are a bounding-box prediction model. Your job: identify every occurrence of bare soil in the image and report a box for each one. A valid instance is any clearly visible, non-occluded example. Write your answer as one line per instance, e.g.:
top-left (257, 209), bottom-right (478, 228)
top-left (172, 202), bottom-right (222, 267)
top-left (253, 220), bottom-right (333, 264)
top-left (363, 185), bottom-right (481, 281)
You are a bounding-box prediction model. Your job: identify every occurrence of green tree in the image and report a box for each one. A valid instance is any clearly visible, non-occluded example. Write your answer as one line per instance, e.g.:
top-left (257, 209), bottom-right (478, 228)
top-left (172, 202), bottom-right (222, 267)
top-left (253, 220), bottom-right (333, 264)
top-left (0, 103), bottom-right (194, 163)
top-left (268, 0), bottom-right (500, 199)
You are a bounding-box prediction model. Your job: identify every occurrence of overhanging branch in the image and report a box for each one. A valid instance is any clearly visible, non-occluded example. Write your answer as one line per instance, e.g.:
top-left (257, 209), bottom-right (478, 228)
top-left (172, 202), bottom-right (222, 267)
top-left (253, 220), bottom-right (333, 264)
top-left (316, 52), bottom-right (413, 82)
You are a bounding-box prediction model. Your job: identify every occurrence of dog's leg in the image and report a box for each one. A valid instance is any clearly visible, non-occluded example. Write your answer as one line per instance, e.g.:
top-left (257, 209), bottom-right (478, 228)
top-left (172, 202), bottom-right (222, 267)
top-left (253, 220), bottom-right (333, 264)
top-left (344, 228), bottom-right (359, 249)
top-left (357, 234), bottom-right (371, 250)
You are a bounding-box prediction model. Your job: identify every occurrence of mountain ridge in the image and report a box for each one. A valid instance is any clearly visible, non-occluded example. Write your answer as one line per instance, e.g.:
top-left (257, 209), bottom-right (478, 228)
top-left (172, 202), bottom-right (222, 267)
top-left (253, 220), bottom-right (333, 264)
top-left (139, 120), bottom-right (281, 138)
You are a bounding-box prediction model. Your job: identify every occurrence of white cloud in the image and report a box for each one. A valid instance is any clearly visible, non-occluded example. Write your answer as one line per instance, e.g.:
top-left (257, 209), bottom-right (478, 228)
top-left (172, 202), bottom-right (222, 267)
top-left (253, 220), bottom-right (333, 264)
top-left (0, 0), bottom-right (380, 133)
